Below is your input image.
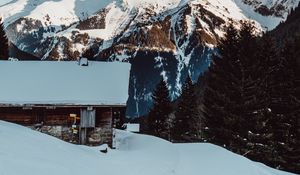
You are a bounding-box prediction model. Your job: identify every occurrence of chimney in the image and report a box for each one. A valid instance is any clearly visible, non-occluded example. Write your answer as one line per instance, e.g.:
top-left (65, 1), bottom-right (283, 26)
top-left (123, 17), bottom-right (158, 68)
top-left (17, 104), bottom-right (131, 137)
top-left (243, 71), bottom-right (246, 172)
top-left (78, 57), bottom-right (89, 66)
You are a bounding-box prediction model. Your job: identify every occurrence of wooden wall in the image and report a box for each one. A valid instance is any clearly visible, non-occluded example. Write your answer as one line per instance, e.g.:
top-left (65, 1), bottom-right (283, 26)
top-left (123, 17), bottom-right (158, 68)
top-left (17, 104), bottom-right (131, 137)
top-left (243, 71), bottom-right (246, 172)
top-left (0, 106), bottom-right (126, 146)
top-left (0, 107), bottom-right (79, 125)
top-left (0, 106), bottom-right (125, 127)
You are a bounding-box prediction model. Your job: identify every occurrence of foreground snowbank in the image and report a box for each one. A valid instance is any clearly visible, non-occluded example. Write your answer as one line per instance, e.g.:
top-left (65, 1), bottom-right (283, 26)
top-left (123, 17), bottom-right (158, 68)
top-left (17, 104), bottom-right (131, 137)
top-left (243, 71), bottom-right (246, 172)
top-left (0, 121), bottom-right (295, 175)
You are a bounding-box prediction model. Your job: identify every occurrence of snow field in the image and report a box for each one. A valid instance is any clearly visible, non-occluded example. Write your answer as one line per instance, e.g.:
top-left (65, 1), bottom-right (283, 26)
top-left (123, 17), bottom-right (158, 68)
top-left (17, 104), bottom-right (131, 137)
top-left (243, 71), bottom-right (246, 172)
top-left (0, 121), bottom-right (295, 175)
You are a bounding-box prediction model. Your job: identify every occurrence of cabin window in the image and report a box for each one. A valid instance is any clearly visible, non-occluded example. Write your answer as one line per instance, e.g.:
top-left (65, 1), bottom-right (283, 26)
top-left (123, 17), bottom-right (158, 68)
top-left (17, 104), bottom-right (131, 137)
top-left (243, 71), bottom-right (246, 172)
top-left (22, 106), bottom-right (33, 110)
top-left (46, 106), bottom-right (56, 110)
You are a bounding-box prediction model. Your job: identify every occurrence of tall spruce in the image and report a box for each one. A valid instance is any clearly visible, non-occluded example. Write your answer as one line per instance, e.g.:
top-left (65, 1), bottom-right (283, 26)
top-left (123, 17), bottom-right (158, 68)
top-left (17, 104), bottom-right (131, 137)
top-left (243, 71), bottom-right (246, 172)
top-left (277, 37), bottom-right (300, 173)
top-left (172, 75), bottom-right (200, 142)
top-left (148, 79), bottom-right (172, 139)
top-left (0, 18), bottom-right (9, 60)
top-left (194, 73), bottom-right (209, 141)
top-left (203, 23), bottom-right (242, 149)
top-left (265, 36), bottom-right (297, 169)
top-left (235, 21), bottom-right (261, 154)
top-left (203, 21), bottom-right (263, 154)
top-left (202, 20), bottom-right (300, 173)
top-left (246, 34), bottom-right (279, 166)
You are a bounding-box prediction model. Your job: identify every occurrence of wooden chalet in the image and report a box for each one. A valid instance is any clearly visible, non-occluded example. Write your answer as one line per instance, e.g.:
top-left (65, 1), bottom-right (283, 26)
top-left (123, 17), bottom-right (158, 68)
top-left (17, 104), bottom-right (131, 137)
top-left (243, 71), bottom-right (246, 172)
top-left (0, 60), bottom-right (131, 146)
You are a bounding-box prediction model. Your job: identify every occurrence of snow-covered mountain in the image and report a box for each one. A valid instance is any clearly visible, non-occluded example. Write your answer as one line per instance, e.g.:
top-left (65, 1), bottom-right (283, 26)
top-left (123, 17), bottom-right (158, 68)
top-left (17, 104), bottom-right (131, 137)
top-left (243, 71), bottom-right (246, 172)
top-left (234, 0), bottom-right (299, 29)
top-left (241, 0), bottom-right (298, 17)
top-left (0, 0), bottom-right (299, 117)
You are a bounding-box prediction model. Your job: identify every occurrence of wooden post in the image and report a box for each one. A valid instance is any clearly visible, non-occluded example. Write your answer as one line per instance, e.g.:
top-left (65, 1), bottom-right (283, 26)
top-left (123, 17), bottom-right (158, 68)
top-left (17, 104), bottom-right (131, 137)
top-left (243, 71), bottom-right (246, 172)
top-left (80, 127), bottom-right (87, 145)
top-left (110, 107), bottom-right (113, 148)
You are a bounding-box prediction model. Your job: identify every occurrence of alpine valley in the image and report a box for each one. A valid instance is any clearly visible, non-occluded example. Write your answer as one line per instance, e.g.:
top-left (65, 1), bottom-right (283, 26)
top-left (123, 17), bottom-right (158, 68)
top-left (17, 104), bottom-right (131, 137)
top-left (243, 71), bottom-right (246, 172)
top-left (0, 0), bottom-right (299, 117)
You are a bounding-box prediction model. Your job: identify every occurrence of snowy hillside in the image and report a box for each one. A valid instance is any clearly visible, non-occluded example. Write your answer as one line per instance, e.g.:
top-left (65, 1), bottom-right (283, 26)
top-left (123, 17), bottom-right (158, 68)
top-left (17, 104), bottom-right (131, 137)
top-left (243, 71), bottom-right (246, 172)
top-left (1, 0), bottom-right (298, 30)
top-left (0, 0), bottom-right (181, 27)
top-left (0, 0), bottom-right (113, 27)
top-left (0, 121), bottom-right (296, 175)
top-left (238, 0), bottom-right (299, 18)
top-left (234, 0), bottom-right (300, 30)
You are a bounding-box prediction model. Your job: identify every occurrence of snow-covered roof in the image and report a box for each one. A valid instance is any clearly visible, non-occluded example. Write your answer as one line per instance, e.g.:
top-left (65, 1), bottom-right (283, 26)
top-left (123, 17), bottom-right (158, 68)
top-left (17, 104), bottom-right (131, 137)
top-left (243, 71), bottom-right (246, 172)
top-left (123, 123), bottom-right (140, 132)
top-left (0, 61), bottom-right (131, 106)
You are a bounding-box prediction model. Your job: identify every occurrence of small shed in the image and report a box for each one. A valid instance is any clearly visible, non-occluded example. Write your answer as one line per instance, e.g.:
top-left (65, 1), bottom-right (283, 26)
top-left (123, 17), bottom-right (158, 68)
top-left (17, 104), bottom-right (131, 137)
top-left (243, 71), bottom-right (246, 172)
top-left (0, 60), bottom-right (131, 146)
top-left (122, 123), bottom-right (140, 133)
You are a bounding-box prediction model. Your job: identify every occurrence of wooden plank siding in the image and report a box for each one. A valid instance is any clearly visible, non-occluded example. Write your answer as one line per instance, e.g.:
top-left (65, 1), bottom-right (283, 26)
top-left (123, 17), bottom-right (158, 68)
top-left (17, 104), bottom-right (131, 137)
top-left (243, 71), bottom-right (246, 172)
top-left (96, 108), bottom-right (113, 127)
top-left (0, 106), bottom-right (126, 146)
top-left (0, 106), bottom-right (124, 127)
top-left (0, 107), bottom-right (38, 125)
top-left (80, 109), bottom-right (96, 128)
top-left (0, 107), bottom-right (80, 126)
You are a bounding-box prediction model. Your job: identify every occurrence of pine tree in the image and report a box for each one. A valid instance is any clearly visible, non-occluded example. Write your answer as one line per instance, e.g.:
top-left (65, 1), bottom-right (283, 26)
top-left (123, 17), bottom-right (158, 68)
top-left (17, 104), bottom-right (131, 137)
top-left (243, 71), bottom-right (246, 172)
top-left (202, 21), bottom-right (300, 173)
top-left (148, 79), bottom-right (172, 139)
top-left (203, 23), bottom-right (242, 149)
top-left (194, 73), bottom-right (209, 141)
top-left (172, 75), bottom-right (200, 142)
top-left (252, 34), bottom-right (300, 172)
top-left (278, 37), bottom-right (300, 173)
top-left (267, 38), bottom-right (296, 169)
top-left (203, 21), bottom-right (265, 154)
top-left (245, 34), bottom-right (279, 165)
top-left (0, 18), bottom-right (9, 60)
top-left (285, 1), bottom-right (300, 23)
top-left (234, 21), bottom-right (261, 154)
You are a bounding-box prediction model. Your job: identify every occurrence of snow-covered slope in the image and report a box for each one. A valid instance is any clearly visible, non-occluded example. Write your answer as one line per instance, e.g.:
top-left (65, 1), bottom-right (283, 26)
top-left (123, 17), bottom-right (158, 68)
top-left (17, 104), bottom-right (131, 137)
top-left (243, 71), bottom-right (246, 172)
top-left (0, 0), bottom-right (114, 27)
top-left (0, 0), bottom-right (182, 27)
top-left (1, 0), bottom-right (298, 30)
top-left (239, 0), bottom-right (299, 18)
top-left (234, 0), bottom-right (300, 30)
top-left (0, 121), bottom-right (295, 175)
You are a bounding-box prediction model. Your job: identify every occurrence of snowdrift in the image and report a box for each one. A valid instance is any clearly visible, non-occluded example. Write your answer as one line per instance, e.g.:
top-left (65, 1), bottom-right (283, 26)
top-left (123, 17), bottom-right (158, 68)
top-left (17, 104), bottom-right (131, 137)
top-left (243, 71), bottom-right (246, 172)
top-left (0, 121), bottom-right (295, 175)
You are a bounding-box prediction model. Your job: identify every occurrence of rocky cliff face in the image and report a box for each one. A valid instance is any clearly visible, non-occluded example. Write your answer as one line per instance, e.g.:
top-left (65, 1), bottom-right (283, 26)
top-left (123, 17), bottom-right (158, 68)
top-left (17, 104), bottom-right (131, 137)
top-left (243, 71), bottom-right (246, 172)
top-left (1, 0), bottom-right (298, 117)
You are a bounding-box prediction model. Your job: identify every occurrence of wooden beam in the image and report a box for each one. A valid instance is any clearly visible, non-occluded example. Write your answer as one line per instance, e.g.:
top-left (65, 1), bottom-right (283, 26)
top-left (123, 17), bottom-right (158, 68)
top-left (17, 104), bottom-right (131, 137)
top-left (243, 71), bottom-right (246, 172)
top-left (0, 104), bottom-right (126, 108)
top-left (79, 127), bottom-right (87, 145)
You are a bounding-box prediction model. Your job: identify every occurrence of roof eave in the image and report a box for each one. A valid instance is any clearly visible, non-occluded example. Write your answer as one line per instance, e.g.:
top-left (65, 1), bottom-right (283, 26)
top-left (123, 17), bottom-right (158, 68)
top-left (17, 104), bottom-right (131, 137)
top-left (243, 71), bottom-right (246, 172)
top-left (0, 103), bottom-right (127, 108)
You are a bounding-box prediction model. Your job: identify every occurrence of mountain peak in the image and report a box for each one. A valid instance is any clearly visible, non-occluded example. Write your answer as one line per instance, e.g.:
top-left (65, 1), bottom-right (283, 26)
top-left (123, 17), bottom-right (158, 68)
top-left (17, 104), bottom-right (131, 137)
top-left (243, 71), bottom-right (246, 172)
top-left (123, 0), bottom-right (181, 8)
top-left (0, 0), bottom-right (114, 26)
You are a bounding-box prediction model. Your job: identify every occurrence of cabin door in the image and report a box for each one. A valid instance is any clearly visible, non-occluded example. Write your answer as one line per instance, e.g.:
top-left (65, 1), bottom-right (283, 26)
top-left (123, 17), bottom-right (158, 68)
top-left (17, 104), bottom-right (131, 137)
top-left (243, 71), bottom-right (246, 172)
top-left (80, 109), bottom-right (96, 128)
top-left (79, 108), bottom-right (96, 144)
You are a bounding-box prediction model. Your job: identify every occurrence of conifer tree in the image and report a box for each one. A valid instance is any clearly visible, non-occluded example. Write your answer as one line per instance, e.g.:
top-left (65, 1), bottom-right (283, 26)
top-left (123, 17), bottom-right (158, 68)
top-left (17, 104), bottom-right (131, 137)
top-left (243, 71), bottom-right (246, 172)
top-left (266, 37), bottom-right (297, 169)
top-left (202, 23), bottom-right (242, 149)
top-left (202, 21), bottom-right (300, 173)
top-left (0, 18), bottom-right (9, 60)
top-left (148, 79), bottom-right (172, 139)
top-left (277, 37), bottom-right (300, 173)
top-left (234, 21), bottom-right (260, 153)
top-left (172, 75), bottom-right (200, 142)
top-left (245, 33), bottom-right (300, 172)
top-left (203, 21), bottom-right (262, 154)
top-left (245, 34), bottom-right (278, 165)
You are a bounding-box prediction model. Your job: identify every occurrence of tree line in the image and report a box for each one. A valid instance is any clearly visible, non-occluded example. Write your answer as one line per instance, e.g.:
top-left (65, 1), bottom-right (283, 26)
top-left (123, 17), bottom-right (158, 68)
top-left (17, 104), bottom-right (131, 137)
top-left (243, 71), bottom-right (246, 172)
top-left (0, 18), bottom-right (9, 60)
top-left (147, 75), bottom-right (202, 143)
top-left (146, 21), bottom-right (300, 173)
top-left (203, 21), bottom-right (300, 173)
